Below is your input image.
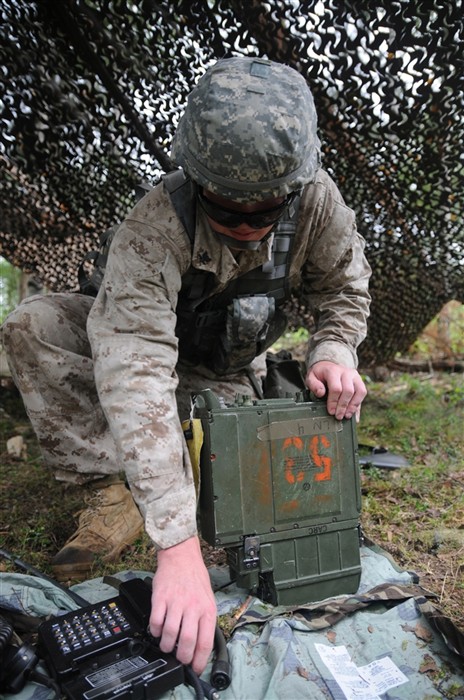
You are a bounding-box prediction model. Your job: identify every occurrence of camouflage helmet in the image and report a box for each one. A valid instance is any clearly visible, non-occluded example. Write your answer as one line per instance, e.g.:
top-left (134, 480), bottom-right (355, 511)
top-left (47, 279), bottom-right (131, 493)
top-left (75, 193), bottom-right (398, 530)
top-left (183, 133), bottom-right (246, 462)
top-left (171, 57), bottom-right (321, 203)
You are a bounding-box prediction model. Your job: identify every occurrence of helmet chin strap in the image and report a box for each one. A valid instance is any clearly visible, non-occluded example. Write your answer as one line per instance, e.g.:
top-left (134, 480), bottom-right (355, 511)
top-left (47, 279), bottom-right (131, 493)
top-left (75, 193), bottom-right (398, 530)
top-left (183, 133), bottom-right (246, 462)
top-left (213, 228), bottom-right (274, 251)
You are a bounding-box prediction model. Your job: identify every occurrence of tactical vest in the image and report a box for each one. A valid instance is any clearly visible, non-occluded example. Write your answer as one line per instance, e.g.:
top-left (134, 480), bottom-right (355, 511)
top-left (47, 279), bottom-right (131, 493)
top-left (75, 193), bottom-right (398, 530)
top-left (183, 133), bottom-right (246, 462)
top-left (163, 170), bottom-right (300, 375)
top-left (79, 170), bottom-right (300, 375)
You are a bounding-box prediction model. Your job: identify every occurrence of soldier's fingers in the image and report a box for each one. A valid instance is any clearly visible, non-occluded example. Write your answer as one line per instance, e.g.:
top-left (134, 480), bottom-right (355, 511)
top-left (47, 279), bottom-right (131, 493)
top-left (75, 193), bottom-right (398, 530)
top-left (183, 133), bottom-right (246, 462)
top-left (333, 380), bottom-right (355, 420)
top-left (191, 613), bottom-right (216, 675)
top-left (176, 608), bottom-right (215, 675)
top-left (149, 592), bottom-right (167, 640)
top-left (158, 605), bottom-right (183, 655)
top-left (326, 376), bottom-right (344, 417)
top-left (344, 376), bottom-right (367, 420)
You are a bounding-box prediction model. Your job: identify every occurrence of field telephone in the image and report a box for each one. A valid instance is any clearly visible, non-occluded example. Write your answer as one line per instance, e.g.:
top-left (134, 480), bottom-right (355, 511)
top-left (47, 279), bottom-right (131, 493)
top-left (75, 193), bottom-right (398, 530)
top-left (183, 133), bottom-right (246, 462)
top-left (36, 577), bottom-right (184, 699)
top-left (0, 560), bottom-right (229, 699)
top-left (0, 576), bottom-right (185, 699)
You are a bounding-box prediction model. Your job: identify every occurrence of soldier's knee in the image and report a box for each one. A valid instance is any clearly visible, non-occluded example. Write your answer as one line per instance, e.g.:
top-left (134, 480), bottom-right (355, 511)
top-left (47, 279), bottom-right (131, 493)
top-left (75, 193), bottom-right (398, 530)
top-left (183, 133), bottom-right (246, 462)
top-left (2, 293), bottom-right (82, 354)
top-left (2, 295), bottom-right (51, 348)
top-left (2, 293), bottom-right (92, 366)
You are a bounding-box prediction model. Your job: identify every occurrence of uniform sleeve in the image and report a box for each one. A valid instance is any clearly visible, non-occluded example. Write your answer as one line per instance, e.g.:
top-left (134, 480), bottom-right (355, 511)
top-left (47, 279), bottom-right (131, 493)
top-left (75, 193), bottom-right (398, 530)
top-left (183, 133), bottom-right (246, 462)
top-left (86, 190), bottom-right (196, 550)
top-left (300, 178), bottom-right (372, 369)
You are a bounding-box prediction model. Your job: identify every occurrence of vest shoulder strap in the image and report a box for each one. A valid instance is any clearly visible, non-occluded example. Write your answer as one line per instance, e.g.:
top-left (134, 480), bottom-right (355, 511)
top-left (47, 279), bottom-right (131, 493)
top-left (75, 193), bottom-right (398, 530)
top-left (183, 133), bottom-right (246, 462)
top-left (162, 169), bottom-right (196, 243)
top-left (78, 170), bottom-right (195, 296)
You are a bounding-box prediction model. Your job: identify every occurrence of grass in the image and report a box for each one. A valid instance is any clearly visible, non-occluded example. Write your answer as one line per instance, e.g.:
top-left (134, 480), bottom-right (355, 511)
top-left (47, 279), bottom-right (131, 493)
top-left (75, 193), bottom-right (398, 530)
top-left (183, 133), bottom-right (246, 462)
top-left (358, 372), bottom-right (464, 632)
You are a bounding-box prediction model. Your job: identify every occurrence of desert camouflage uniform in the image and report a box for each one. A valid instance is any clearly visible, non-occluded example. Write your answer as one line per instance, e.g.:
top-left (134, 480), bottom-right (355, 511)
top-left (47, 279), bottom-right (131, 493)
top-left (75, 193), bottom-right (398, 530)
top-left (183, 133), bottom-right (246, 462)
top-left (1, 168), bottom-right (370, 551)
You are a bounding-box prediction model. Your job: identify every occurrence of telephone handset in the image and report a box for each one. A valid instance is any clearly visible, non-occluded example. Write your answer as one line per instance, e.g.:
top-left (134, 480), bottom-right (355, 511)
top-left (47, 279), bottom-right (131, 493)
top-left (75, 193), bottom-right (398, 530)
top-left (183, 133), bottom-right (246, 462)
top-left (38, 577), bottom-right (184, 699)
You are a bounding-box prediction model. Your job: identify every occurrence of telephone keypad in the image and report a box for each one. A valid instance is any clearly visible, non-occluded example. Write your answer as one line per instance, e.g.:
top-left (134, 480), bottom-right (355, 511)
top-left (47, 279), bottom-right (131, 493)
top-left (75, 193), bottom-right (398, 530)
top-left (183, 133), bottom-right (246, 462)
top-left (50, 601), bottom-right (132, 655)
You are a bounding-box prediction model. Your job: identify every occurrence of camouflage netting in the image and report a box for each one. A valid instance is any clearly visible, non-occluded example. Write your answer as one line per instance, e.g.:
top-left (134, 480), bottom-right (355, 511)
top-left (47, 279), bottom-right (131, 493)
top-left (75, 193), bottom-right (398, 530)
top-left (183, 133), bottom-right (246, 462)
top-left (1, 0), bottom-right (463, 365)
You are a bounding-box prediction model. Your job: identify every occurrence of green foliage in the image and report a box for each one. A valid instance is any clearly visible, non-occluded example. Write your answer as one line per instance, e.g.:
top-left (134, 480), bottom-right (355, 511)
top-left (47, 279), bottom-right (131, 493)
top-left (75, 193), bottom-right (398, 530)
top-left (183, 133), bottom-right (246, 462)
top-left (407, 301), bottom-right (464, 359)
top-left (0, 257), bottom-right (20, 323)
top-left (271, 326), bottom-right (309, 352)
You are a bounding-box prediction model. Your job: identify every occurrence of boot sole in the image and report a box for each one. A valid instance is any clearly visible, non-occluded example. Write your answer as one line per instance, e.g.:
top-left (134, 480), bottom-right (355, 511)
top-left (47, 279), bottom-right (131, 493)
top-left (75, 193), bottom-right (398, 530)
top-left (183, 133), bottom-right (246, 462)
top-left (51, 522), bottom-right (144, 582)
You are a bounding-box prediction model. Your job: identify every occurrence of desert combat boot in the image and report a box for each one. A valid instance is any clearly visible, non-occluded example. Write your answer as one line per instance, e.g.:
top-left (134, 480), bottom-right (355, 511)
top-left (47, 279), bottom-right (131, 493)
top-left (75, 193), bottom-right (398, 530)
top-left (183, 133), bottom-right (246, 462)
top-left (51, 478), bottom-right (144, 582)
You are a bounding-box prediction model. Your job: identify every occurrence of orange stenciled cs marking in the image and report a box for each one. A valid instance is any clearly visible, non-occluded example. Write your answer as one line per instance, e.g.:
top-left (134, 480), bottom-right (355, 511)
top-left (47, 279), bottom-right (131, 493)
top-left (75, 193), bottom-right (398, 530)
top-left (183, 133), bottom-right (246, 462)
top-left (283, 436), bottom-right (305, 484)
top-left (283, 434), bottom-right (332, 484)
top-left (311, 434), bottom-right (332, 481)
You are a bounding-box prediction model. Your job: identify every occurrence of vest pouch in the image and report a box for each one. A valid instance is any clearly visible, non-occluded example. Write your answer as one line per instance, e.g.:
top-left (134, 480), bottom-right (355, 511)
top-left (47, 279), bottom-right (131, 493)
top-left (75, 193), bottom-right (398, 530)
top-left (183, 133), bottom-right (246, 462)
top-left (212, 296), bottom-right (286, 375)
top-left (263, 349), bottom-right (307, 398)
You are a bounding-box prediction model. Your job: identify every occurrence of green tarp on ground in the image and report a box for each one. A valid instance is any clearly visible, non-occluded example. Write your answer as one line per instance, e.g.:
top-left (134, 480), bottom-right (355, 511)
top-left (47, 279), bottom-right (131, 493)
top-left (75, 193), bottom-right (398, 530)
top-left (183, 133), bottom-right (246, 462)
top-left (1, 545), bottom-right (463, 699)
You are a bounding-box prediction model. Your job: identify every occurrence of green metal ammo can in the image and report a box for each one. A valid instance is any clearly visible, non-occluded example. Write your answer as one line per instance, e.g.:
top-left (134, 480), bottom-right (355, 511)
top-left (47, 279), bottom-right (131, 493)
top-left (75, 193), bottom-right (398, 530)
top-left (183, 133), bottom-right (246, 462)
top-left (193, 389), bottom-right (362, 606)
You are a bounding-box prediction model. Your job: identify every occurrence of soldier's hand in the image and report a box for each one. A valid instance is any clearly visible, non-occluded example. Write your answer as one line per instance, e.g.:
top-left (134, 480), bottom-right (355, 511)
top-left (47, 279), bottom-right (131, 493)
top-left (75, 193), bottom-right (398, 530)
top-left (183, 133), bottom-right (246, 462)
top-left (149, 535), bottom-right (217, 675)
top-left (306, 361), bottom-right (367, 421)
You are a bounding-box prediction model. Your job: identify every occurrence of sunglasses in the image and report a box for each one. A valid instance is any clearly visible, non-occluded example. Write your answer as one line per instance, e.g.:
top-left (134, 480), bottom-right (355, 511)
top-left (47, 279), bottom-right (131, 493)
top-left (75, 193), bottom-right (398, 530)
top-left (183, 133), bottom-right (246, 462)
top-left (198, 191), bottom-right (295, 230)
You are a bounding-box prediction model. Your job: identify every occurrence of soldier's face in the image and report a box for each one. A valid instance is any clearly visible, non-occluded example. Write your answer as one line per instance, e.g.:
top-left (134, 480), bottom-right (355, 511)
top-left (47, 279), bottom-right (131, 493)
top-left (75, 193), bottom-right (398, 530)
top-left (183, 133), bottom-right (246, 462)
top-left (200, 189), bottom-right (286, 243)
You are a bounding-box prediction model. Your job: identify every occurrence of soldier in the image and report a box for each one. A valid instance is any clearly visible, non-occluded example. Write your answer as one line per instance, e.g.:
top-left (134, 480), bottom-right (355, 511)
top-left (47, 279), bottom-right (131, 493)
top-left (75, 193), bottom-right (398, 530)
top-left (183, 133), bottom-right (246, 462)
top-left (1, 57), bottom-right (371, 673)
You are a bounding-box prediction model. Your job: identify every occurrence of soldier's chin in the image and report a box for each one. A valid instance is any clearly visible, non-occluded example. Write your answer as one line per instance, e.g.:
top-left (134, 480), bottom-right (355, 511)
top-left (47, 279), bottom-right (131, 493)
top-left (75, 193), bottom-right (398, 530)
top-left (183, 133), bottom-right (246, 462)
top-left (213, 230), bottom-right (273, 251)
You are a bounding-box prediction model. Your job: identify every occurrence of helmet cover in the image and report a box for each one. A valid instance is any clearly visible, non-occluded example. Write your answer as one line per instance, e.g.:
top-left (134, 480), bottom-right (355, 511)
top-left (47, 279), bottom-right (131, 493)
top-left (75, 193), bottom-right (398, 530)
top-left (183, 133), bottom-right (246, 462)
top-left (171, 57), bottom-right (321, 203)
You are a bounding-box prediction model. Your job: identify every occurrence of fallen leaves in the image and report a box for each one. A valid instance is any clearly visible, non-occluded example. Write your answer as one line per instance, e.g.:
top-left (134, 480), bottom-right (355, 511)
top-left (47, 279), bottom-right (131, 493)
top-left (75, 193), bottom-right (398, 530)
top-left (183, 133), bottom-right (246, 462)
top-left (326, 630), bottom-right (337, 644)
top-left (419, 654), bottom-right (440, 674)
top-left (401, 622), bottom-right (433, 643)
